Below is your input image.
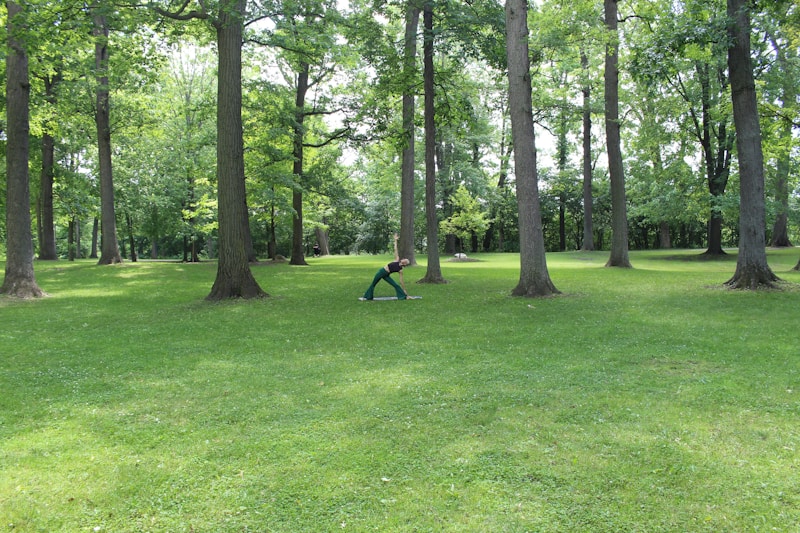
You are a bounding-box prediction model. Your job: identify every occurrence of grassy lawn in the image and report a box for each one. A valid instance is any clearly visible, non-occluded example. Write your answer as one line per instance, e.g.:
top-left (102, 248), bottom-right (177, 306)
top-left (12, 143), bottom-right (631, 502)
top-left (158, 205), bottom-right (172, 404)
top-left (2, 249), bottom-right (799, 532)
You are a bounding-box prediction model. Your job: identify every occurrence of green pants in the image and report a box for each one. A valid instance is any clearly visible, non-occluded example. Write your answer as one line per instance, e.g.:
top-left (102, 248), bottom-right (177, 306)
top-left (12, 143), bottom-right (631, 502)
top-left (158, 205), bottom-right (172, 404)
top-left (363, 267), bottom-right (405, 299)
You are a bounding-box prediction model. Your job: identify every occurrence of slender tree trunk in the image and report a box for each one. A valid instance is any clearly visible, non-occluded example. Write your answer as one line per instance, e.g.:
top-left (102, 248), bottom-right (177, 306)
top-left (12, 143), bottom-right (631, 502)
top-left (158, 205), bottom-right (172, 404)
top-left (268, 196), bottom-right (277, 259)
top-left (126, 212), bottom-right (138, 262)
top-left (580, 50), bottom-right (594, 252)
top-left (766, 31), bottom-right (792, 247)
top-left (207, 0), bottom-right (267, 299)
top-left (68, 219), bottom-right (76, 261)
top-left (486, 110), bottom-right (512, 252)
top-left (696, 63), bottom-right (733, 257)
top-left (2, 0), bottom-right (43, 297)
top-left (557, 118), bottom-right (567, 252)
top-left (290, 62), bottom-right (310, 266)
top-left (399, 3), bottom-right (420, 265)
top-left (506, 0), bottom-right (558, 297)
top-left (724, 0), bottom-right (779, 289)
top-left (418, 1), bottom-right (445, 284)
top-left (38, 71), bottom-right (61, 260)
top-left (90, 217), bottom-right (99, 258)
top-left (93, 9), bottom-right (122, 265)
top-left (769, 121), bottom-right (792, 247)
top-left (38, 130), bottom-right (58, 259)
top-left (604, 0), bottom-right (631, 267)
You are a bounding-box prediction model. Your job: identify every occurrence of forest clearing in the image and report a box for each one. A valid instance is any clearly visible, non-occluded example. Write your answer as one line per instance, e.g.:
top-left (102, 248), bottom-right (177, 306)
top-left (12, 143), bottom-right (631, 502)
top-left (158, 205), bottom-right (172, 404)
top-left (2, 250), bottom-right (799, 531)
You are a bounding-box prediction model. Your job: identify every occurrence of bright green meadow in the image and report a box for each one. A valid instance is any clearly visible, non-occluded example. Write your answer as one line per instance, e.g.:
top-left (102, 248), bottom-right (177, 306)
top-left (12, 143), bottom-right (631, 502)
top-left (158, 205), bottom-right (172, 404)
top-left (2, 249), bottom-right (799, 532)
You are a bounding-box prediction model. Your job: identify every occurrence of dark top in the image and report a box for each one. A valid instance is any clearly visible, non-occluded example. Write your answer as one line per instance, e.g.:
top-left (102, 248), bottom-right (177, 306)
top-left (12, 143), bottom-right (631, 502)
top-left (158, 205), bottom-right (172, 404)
top-left (387, 261), bottom-right (403, 273)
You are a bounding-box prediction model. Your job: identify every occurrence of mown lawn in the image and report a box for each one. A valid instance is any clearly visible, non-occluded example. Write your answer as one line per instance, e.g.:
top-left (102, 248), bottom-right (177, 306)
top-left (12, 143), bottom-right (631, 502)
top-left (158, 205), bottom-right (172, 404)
top-left (2, 249), bottom-right (799, 532)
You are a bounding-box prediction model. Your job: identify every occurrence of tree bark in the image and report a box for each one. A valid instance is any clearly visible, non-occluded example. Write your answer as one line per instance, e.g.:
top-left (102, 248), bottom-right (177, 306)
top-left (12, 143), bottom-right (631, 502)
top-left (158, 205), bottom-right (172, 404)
top-left (38, 71), bottom-right (61, 260)
top-left (2, 0), bottom-right (43, 298)
top-left (604, 0), bottom-right (631, 268)
top-left (38, 130), bottom-right (58, 260)
top-left (768, 29), bottom-right (797, 248)
top-left (90, 217), bottom-right (98, 258)
top-left (207, 0), bottom-right (267, 299)
top-left (93, 9), bottom-right (122, 265)
top-left (724, 0), bottom-right (779, 289)
top-left (766, 31), bottom-right (793, 247)
top-left (290, 62), bottom-right (310, 266)
top-left (505, 0), bottom-right (558, 297)
top-left (580, 49), bottom-right (594, 252)
top-left (687, 62), bottom-right (734, 257)
top-left (126, 212), bottom-right (138, 262)
top-left (399, 3), bottom-right (420, 265)
top-left (418, 1), bottom-right (446, 284)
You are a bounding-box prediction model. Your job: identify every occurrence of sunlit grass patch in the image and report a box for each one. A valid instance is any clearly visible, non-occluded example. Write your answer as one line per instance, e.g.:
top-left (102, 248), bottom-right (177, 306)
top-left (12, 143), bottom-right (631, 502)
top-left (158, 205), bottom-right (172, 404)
top-left (2, 248), bottom-right (800, 531)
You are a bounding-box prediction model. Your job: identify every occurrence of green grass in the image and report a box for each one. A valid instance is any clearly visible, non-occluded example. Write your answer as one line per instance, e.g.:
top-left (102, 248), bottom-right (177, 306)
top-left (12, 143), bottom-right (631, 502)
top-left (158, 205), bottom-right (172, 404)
top-left (2, 249), bottom-right (800, 532)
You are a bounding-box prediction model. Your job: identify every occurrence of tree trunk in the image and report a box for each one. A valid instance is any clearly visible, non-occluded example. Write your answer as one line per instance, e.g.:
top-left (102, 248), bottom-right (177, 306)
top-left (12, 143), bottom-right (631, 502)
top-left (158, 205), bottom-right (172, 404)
top-left (207, 0), bottom-right (267, 300)
top-left (268, 196), bottom-right (277, 259)
top-left (580, 50), bottom-right (594, 252)
top-left (68, 218), bottom-right (76, 261)
top-left (290, 62), bottom-right (310, 266)
top-left (604, 0), bottom-right (631, 268)
top-left (696, 62), bottom-right (733, 257)
top-left (769, 121), bottom-right (792, 247)
top-left (557, 116), bottom-right (567, 252)
top-left (126, 212), bottom-right (138, 262)
top-left (767, 30), bottom-right (793, 248)
top-left (505, 0), bottom-right (558, 297)
top-left (724, 0), bottom-right (779, 289)
top-left (659, 221), bottom-right (671, 249)
top-left (90, 216), bottom-right (99, 258)
top-left (38, 130), bottom-right (58, 260)
top-left (93, 9), bottom-right (122, 265)
top-left (38, 71), bottom-right (60, 260)
top-left (486, 110), bottom-right (512, 253)
top-left (2, 0), bottom-right (43, 298)
top-left (418, 1), bottom-right (445, 284)
top-left (399, 3), bottom-right (420, 265)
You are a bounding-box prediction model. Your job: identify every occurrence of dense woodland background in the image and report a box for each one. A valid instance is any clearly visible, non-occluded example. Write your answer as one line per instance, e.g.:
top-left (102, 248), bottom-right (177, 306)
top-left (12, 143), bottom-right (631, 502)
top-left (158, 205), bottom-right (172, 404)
top-left (1, 0), bottom-right (798, 280)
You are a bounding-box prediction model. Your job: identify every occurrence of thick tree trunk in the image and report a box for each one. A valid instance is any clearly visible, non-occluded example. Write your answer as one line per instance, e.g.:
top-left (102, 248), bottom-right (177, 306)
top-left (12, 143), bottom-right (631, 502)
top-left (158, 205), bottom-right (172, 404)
top-left (207, 0), bottom-right (267, 300)
top-left (505, 0), bottom-right (558, 297)
top-left (399, 4), bottom-right (420, 265)
top-left (94, 10), bottom-right (122, 265)
top-left (724, 0), bottom-right (779, 289)
top-left (290, 63), bottom-right (310, 266)
top-left (604, 0), bottom-right (631, 268)
top-left (2, 0), bottom-right (43, 298)
top-left (419, 1), bottom-right (446, 284)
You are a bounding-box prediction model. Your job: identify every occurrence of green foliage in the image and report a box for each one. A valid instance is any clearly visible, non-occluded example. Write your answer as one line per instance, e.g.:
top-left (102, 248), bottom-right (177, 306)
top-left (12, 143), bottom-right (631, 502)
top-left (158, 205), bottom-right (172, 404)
top-left (440, 185), bottom-right (489, 250)
top-left (2, 250), bottom-right (800, 531)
